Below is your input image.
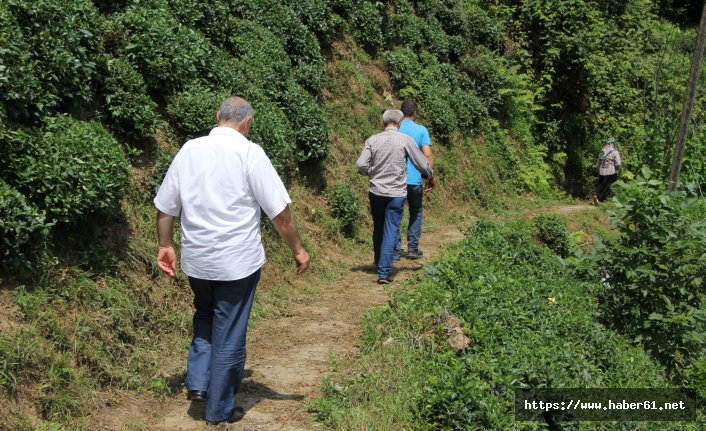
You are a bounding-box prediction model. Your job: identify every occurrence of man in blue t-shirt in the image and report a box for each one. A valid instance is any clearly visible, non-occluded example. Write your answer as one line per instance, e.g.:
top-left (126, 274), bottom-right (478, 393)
top-left (394, 100), bottom-right (435, 260)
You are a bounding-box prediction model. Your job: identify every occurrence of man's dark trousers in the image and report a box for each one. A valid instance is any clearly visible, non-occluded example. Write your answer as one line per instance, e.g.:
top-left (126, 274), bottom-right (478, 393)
top-left (395, 184), bottom-right (423, 257)
top-left (597, 174), bottom-right (617, 202)
top-left (369, 192), bottom-right (405, 279)
top-left (186, 269), bottom-right (261, 423)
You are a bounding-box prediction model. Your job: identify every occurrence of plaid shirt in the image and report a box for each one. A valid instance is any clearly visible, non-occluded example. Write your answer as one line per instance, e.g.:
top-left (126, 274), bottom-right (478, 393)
top-left (356, 126), bottom-right (433, 197)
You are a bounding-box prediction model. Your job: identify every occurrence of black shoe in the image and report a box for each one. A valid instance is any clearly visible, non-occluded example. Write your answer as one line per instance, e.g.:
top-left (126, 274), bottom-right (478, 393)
top-left (377, 277), bottom-right (393, 285)
top-left (406, 249), bottom-right (424, 259)
top-left (187, 390), bottom-right (207, 402)
top-left (206, 407), bottom-right (245, 425)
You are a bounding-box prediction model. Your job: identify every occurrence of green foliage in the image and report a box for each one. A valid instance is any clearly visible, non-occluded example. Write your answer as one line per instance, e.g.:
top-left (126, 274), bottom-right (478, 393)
top-left (249, 100), bottom-right (295, 174)
top-left (102, 57), bottom-right (159, 141)
top-left (314, 221), bottom-right (693, 429)
top-left (119, 1), bottom-right (217, 95)
top-left (282, 0), bottom-right (340, 46)
top-left (224, 20), bottom-right (292, 97)
top-left (0, 328), bottom-right (46, 394)
top-left (533, 214), bottom-right (570, 257)
top-left (387, 12), bottom-right (427, 50)
top-left (349, 0), bottom-right (384, 51)
top-left (279, 81), bottom-right (329, 161)
top-left (0, 179), bottom-right (49, 272)
top-left (330, 184), bottom-right (362, 237)
top-left (1, 116), bottom-right (130, 224)
top-left (576, 168), bottom-right (706, 373)
top-left (1, 0), bottom-right (102, 121)
top-left (166, 85), bottom-right (225, 138)
top-left (383, 47), bottom-right (423, 91)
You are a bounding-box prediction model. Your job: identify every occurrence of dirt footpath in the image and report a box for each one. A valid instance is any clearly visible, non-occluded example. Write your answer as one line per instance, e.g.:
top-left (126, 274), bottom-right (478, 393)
top-left (148, 224), bottom-right (465, 431)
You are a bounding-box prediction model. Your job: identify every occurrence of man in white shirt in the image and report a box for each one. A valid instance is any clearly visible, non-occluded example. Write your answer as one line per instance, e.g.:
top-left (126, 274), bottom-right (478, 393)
top-left (154, 96), bottom-right (310, 425)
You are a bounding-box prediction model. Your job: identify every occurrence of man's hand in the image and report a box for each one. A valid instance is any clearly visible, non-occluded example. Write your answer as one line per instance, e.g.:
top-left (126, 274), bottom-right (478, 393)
top-left (425, 176), bottom-right (438, 193)
top-left (293, 248), bottom-right (311, 275)
top-left (157, 246), bottom-right (177, 277)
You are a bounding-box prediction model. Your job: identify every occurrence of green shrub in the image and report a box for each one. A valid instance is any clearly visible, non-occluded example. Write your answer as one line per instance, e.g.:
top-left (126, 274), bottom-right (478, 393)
top-left (533, 214), bottom-right (570, 257)
top-left (330, 184), bottom-right (362, 237)
top-left (577, 168), bottom-right (706, 374)
top-left (224, 19), bottom-right (292, 97)
top-left (425, 17), bottom-right (450, 60)
top-left (383, 47), bottom-right (423, 91)
top-left (2, 117), bottom-right (130, 224)
top-left (386, 13), bottom-right (427, 50)
top-left (278, 82), bottom-right (329, 161)
top-left (1, 0), bottom-right (103, 121)
top-left (450, 90), bottom-right (487, 130)
top-left (282, 0), bottom-right (340, 46)
top-left (249, 101), bottom-right (296, 174)
top-left (229, 0), bottom-right (324, 73)
top-left (460, 2), bottom-right (502, 50)
top-left (420, 86), bottom-right (457, 139)
top-left (102, 57), bottom-right (159, 141)
top-left (459, 50), bottom-right (505, 113)
top-left (120, 1), bottom-right (217, 94)
top-left (0, 179), bottom-right (49, 272)
top-left (349, 0), bottom-right (384, 51)
top-left (167, 85), bottom-right (226, 138)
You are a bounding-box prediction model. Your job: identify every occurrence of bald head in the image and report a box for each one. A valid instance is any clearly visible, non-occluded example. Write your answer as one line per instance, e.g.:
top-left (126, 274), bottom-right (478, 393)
top-left (217, 97), bottom-right (254, 125)
top-left (216, 96), bottom-right (254, 136)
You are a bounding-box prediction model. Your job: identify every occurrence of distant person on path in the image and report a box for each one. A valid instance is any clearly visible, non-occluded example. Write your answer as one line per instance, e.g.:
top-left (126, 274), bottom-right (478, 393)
top-left (595, 138), bottom-right (622, 203)
top-left (154, 96), bottom-right (310, 425)
top-left (356, 109), bottom-right (434, 284)
top-left (394, 99), bottom-right (435, 260)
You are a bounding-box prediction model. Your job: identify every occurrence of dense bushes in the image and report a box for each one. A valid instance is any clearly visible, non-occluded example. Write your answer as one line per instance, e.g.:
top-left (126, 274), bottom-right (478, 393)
top-left (576, 169), bottom-right (706, 373)
top-left (1, 0), bottom-right (102, 121)
top-left (1, 116), bottom-right (129, 224)
top-left (167, 85), bottom-right (226, 138)
top-left (533, 214), bottom-right (570, 257)
top-left (119, 1), bottom-right (217, 95)
top-left (279, 82), bottom-right (330, 161)
top-left (330, 184), bottom-right (362, 237)
top-left (0, 180), bottom-right (49, 271)
top-left (102, 57), bottom-right (159, 141)
top-left (312, 221), bottom-right (700, 429)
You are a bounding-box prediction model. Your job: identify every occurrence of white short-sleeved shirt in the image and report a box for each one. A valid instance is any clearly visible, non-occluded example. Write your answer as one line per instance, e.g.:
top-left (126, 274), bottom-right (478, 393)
top-left (154, 127), bottom-right (291, 281)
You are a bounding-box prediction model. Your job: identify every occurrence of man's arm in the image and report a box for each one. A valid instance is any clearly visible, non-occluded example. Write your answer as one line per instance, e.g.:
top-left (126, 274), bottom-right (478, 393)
top-left (405, 140), bottom-right (433, 179)
top-left (157, 210), bottom-right (177, 277)
top-left (356, 142), bottom-right (372, 176)
top-left (421, 145), bottom-right (437, 191)
top-left (271, 206), bottom-right (310, 275)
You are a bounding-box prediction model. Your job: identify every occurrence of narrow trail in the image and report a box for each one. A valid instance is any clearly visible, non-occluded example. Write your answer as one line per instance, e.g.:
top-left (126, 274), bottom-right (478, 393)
top-left (145, 223), bottom-right (466, 431)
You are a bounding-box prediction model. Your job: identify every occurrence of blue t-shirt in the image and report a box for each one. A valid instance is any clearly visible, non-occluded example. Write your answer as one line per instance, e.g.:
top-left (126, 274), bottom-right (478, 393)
top-left (400, 119), bottom-right (431, 186)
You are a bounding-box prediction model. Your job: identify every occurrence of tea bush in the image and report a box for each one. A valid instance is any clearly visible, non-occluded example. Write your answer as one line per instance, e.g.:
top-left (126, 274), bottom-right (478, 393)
top-left (167, 85), bottom-right (226, 137)
top-left (533, 214), bottom-right (570, 257)
top-left (120, 1), bottom-right (217, 95)
top-left (386, 13), bottom-right (427, 50)
top-left (2, 0), bottom-right (103, 121)
top-left (425, 17), bottom-right (450, 61)
top-left (2, 116), bottom-right (129, 224)
top-left (248, 100), bottom-right (295, 173)
top-left (450, 89), bottom-right (487, 130)
top-left (577, 168), bottom-right (706, 373)
top-left (0, 179), bottom-right (49, 272)
top-left (224, 20), bottom-right (292, 98)
top-left (278, 82), bottom-right (329, 161)
top-left (349, 0), bottom-right (384, 51)
top-left (101, 57), bottom-right (159, 141)
top-left (282, 0), bottom-right (339, 46)
top-left (383, 47), bottom-right (423, 91)
top-left (312, 221), bottom-right (695, 429)
top-left (330, 184), bottom-right (362, 237)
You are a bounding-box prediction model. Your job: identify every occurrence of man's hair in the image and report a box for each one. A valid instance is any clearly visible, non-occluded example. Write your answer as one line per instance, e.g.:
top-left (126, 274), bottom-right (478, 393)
top-left (218, 97), bottom-right (254, 124)
top-left (400, 99), bottom-right (417, 117)
top-left (382, 109), bottom-right (404, 125)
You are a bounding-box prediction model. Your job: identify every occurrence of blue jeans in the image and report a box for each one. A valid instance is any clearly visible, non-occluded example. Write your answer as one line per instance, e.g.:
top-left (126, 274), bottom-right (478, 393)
top-left (395, 185), bottom-right (423, 257)
top-left (369, 193), bottom-right (405, 279)
top-left (186, 269), bottom-right (261, 423)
